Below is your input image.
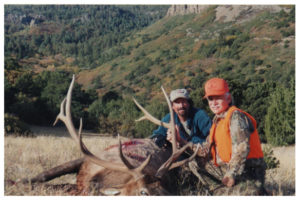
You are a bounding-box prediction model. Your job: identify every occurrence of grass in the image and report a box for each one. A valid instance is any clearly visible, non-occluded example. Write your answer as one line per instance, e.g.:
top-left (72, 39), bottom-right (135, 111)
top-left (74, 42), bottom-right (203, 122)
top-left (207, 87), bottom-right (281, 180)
top-left (4, 126), bottom-right (119, 195)
top-left (4, 126), bottom-right (295, 196)
top-left (263, 144), bottom-right (295, 195)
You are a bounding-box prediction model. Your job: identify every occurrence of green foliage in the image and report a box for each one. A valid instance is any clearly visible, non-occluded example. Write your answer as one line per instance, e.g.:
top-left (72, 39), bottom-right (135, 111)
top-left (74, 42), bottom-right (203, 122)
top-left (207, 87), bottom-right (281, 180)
top-left (262, 145), bottom-right (280, 169)
top-left (271, 7), bottom-right (295, 29)
top-left (240, 81), bottom-right (277, 142)
top-left (4, 113), bottom-right (33, 136)
top-left (213, 62), bottom-right (234, 76)
top-left (198, 41), bottom-right (217, 58)
top-left (14, 72), bottom-right (42, 97)
top-left (264, 79), bottom-right (295, 146)
top-left (4, 77), bottom-right (16, 111)
top-left (4, 57), bottom-right (22, 70)
top-left (87, 99), bottom-right (106, 129)
top-left (91, 74), bottom-right (104, 89)
top-left (134, 99), bottom-right (169, 138)
top-left (4, 6), bottom-right (295, 146)
top-left (5, 5), bottom-right (169, 66)
top-left (4, 70), bottom-right (97, 127)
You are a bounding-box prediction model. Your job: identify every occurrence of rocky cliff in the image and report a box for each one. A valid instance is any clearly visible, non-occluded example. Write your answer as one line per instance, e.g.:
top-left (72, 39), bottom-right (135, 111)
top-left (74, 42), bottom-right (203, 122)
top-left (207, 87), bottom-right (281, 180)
top-left (166, 5), bottom-right (211, 16)
top-left (166, 5), bottom-right (285, 23)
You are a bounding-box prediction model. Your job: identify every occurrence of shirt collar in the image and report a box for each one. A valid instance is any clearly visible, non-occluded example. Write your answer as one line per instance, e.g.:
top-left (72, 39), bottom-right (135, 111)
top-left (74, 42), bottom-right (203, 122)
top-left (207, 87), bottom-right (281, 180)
top-left (212, 110), bottom-right (228, 124)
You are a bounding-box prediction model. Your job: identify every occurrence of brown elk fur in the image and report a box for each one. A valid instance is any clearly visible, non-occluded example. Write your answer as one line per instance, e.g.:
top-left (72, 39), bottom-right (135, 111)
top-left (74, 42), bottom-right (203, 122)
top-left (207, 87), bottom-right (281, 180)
top-left (22, 75), bottom-right (197, 196)
top-left (75, 138), bottom-right (172, 195)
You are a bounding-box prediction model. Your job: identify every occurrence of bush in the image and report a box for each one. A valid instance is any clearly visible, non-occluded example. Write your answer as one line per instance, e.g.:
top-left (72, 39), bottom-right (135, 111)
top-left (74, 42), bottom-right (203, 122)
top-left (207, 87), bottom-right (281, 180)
top-left (262, 145), bottom-right (280, 169)
top-left (264, 80), bottom-right (295, 146)
top-left (92, 75), bottom-right (103, 89)
top-left (198, 41), bottom-right (217, 58)
top-left (4, 113), bottom-right (33, 137)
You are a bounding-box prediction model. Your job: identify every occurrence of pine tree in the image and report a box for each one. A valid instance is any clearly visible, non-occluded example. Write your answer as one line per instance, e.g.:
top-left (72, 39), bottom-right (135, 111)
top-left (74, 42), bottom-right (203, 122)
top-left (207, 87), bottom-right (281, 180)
top-left (264, 79), bottom-right (295, 146)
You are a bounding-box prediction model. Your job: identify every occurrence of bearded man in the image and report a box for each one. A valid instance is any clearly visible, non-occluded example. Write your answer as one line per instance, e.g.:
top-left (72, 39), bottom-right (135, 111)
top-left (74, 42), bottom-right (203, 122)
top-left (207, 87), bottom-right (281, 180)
top-left (151, 89), bottom-right (212, 148)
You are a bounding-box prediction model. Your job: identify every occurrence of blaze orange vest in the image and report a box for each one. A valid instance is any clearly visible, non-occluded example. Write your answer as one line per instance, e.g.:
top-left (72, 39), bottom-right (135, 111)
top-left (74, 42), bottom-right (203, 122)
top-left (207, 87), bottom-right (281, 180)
top-left (209, 106), bottom-right (264, 166)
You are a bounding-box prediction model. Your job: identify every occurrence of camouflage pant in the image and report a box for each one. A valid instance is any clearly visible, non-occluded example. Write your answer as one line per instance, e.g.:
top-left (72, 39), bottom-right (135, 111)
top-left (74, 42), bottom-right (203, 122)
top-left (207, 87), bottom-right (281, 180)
top-left (193, 158), bottom-right (266, 196)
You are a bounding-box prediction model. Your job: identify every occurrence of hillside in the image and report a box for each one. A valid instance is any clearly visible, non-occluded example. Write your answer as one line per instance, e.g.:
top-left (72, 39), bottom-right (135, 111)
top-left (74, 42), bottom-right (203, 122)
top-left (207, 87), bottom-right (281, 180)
top-left (75, 5), bottom-right (294, 98)
top-left (4, 5), bottom-right (295, 142)
top-left (5, 5), bottom-right (294, 97)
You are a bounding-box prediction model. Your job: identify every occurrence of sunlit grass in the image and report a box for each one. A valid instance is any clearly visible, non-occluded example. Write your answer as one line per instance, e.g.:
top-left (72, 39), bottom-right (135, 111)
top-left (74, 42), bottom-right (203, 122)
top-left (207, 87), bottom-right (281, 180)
top-left (4, 127), bottom-right (295, 196)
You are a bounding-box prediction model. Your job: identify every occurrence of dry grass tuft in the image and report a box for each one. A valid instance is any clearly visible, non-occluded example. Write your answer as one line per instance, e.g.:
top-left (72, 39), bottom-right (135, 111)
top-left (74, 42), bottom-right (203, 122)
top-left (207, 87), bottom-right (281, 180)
top-left (263, 144), bottom-right (295, 195)
top-left (4, 126), bottom-right (119, 195)
top-left (4, 126), bottom-right (295, 196)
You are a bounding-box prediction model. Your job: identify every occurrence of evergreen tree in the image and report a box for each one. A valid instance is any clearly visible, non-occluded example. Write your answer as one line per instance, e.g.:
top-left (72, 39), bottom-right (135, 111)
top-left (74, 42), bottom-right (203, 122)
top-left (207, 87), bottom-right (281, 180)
top-left (264, 79), bottom-right (295, 146)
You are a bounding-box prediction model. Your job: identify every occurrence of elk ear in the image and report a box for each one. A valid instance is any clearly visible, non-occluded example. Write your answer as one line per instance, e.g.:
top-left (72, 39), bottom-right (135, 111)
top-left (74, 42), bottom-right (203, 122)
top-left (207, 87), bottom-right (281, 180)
top-left (100, 188), bottom-right (121, 196)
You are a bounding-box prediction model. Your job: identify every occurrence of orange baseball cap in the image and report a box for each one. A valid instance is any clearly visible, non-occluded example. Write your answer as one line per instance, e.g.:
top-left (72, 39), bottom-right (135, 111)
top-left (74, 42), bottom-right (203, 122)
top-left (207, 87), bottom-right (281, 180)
top-left (203, 78), bottom-right (229, 98)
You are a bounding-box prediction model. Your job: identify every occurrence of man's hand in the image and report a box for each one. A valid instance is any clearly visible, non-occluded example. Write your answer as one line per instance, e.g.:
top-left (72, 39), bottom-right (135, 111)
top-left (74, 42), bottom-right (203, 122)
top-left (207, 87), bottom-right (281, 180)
top-left (166, 125), bottom-right (180, 146)
top-left (222, 176), bottom-right (235, 187)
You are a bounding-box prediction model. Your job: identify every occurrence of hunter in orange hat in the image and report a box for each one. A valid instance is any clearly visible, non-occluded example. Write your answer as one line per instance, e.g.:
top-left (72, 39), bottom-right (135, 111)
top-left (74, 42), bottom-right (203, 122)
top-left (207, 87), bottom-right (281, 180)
top-left (195, 77), bottom-right (266, 195)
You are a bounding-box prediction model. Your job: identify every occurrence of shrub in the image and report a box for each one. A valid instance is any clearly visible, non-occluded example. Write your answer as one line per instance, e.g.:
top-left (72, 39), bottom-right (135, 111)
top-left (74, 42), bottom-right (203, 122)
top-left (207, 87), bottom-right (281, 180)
top-left (4, 113), bottom-right (33, 137)
top-left (262, 145), bottom-right (280, 169)
top-left (265, 80), bottom-right (295, 146)
top-left (198, 41), bottom-right (217, 58)
top-left (92, 75), bottom-right (103, 89)
top-left (185, 71), bottom-right (195, 77)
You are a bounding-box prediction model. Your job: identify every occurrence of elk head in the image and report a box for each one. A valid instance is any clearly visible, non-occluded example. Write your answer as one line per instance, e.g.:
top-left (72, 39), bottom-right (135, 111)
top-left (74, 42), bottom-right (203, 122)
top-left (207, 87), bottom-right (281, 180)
top-left (53, 75), bottom-right (199, 195)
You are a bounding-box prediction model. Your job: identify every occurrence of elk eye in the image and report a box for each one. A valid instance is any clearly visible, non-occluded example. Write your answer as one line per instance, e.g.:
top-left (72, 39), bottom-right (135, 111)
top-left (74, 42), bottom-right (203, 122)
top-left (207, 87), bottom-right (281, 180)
top-left (140, 190), bottom-right (149, 196)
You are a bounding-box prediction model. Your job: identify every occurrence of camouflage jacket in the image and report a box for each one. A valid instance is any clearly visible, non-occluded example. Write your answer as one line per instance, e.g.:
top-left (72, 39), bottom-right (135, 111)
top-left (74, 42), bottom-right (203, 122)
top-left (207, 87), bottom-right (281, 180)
top-left (197, 109), bottom-right (265, 180)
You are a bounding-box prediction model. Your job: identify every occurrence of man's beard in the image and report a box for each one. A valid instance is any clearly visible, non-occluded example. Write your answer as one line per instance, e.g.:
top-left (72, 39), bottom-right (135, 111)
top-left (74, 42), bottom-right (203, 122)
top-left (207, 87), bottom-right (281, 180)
top-left (177, 108), bottom-right (188, 117)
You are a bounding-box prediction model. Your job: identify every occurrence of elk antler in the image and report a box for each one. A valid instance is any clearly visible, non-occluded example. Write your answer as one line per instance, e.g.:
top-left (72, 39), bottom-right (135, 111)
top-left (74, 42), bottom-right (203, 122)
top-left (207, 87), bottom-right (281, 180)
top-left (133, 86), bottom-right (200, 178)
top-left (78, 120), bottom-right (151, 180)
top-left (133, 98), bottom-right (172, 130)
top-left (54, 74), bottom-right (151, 180)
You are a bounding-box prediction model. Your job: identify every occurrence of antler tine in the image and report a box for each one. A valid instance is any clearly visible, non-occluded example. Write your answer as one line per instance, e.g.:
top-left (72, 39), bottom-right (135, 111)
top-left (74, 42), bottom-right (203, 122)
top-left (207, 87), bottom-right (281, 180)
top-left (160, 86), bottom-right (176, 153)
top-left (133, 97), bottom-right (172, 130)
top-left (155, 86), bottom-right (199, 178)
top-left (132, 86), bottom-right (199, 178)
top-left (118, 134), bottom-right (152, 176)
top-left (53, 75), bottom-right (80, 144)
top-left (53, 97), bottom-right (66, 126)
top-left (155, 142), bottom-right (198, 178)
top-left (118, 135), bottom-right (135, 169)
top-left (135, 154), bottom-right (151, 175)
top-left (55, 75), bottom-right (152, 181)
top-left (79, 129), bottom-right (151, 179)
top-left (169, 143), bottom-right (200, 170)
top-left (78, 120), bottom-right (133, 175)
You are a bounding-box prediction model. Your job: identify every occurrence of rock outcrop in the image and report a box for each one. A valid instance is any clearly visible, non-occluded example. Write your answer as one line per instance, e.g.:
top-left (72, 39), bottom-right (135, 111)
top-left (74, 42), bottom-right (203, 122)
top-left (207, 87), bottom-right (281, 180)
top-left (166, 5), bottom-right (285, 23)
top-left (166, 5), bottom-right (210, 17)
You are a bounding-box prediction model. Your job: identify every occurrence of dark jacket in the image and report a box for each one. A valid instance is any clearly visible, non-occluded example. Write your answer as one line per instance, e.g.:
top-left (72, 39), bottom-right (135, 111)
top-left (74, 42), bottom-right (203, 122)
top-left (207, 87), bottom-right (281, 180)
top-left (151, 107), bottom-right (212, 147)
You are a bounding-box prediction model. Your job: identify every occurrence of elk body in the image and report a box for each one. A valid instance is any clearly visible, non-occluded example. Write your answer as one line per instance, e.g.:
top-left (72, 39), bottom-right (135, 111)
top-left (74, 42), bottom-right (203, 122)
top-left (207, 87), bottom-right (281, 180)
top-left (75, 138), bottom-right (172, 195)
top-left (20, 75), bottom-right (199, 195)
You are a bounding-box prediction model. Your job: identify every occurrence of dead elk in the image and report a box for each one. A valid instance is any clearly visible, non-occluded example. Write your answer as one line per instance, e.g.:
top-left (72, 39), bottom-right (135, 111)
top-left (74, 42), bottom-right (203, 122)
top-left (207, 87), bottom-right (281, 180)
top-left (19, 75), bottom-right (199, 195)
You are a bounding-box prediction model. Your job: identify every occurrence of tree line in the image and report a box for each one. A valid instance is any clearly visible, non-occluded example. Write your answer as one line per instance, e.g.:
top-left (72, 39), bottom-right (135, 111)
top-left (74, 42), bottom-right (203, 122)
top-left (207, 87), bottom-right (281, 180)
top-left (5, 56), bottom-right (294, 146)
top-left (4, 5), bottom-right (295, 146)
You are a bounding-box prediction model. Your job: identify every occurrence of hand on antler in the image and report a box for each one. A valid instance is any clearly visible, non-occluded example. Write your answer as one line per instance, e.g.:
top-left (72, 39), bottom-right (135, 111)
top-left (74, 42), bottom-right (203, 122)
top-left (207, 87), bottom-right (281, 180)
top-left (166, 125), bottom-right (188, 148)
top-left (166, 125), bottom-right (179, 147)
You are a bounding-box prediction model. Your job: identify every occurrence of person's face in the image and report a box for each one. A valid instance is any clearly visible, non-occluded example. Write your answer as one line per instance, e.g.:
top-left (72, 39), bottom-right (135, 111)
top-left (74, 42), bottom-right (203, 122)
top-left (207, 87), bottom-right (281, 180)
top-left (207, 94), bottom-right (231, 115)
top-left (172, 98), bottom-right (190, 117)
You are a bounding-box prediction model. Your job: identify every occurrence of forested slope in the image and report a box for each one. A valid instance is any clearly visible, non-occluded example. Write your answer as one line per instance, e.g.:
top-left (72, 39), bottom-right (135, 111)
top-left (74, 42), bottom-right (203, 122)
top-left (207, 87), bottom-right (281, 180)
top-left (4, 5), bottom-right (295, 146)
